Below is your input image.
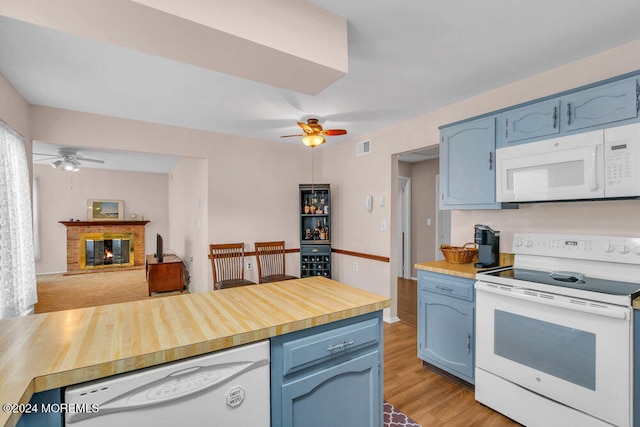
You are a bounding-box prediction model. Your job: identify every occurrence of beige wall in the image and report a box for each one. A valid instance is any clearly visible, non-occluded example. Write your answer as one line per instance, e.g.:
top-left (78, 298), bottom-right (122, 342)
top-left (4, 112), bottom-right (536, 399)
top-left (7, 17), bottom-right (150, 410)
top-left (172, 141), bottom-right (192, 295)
top-left (28, 106), bottom-right (313, 291)
top-left (5, 38), bottom-right (640, 320)
top-left (409, 158), bottom-right (439, 277)
top-left (168, 157), bottom-right (208, 293)
top-left (323, 39), bottom-right (640, 320)
top-left (33, 164), bottom-right (170, 274)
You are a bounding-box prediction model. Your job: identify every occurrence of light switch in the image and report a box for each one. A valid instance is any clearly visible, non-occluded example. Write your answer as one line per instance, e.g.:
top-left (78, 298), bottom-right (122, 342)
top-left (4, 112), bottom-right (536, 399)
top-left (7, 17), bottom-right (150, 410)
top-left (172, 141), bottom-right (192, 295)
top-left (380, 220), bottom-right (387, 231)
top-left (379, 196), bottom-right (385, 206)
top-left (427, 219), bottom-right (432, 226)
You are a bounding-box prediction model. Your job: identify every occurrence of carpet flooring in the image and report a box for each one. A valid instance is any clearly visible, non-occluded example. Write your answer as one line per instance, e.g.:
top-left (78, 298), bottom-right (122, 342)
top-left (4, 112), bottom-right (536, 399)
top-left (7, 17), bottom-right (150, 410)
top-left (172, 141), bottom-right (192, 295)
top-left (34, 269), bottom-right (183, 313)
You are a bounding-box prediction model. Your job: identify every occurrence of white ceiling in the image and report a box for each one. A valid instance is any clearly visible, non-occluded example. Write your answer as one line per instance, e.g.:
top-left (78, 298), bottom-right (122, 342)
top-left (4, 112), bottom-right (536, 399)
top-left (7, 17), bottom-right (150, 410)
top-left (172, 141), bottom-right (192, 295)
top-left (3, 1), bottom-right (640, 172)
top-left (32, 141), bottom-right (181, 174)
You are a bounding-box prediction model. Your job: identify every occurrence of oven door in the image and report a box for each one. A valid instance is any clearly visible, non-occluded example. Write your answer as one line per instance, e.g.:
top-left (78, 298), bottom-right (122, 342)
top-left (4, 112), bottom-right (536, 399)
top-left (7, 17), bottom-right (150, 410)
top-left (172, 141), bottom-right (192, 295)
top-left (496, 130), bottom-right (604, 202)
top-left (475, 281), bottom-right (632, 427)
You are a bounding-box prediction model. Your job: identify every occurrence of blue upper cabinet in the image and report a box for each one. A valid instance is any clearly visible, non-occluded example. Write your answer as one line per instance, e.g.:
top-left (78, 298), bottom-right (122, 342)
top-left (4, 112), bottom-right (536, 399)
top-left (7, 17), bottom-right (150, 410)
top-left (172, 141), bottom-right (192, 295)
top-left (562, 76), bottom-right (639, 132)
top-left (498, 99), bottom-right (561, 148)
top-left (440, 116), bottom-right (502, 209)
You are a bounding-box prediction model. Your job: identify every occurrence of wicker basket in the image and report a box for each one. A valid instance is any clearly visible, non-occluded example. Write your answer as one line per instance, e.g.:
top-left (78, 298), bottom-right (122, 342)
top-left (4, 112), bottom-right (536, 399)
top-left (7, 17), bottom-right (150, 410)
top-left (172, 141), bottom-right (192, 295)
top-left (440, 242), bottom-right (478, 264)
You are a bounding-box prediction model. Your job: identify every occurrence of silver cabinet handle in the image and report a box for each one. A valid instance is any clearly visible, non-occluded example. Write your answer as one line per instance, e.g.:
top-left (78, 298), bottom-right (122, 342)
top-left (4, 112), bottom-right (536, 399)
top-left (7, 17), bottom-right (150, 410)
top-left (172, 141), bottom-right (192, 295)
top-left (435, 285), bottom-right (454, 292)
top-left (327, 340), bottom-right (354, 352)
top-left (467, 333), bottom-right (471, 354)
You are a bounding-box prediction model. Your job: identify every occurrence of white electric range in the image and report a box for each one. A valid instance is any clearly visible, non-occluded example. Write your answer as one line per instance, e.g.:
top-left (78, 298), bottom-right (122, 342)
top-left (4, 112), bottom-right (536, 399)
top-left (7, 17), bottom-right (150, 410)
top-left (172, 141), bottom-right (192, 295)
top-left (475, 233), bottom-right (640, 427)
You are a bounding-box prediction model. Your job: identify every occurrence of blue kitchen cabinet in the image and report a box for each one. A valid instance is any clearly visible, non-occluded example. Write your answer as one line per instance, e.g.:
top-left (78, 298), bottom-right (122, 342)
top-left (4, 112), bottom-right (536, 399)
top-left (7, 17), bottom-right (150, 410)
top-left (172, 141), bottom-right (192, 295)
top-left (271, 311), bottom-right (383, 427)
top-left (498, 99), bottom-right (561, 148)
top-left (15, 389), bottom-right (62, 427)
top-left (417, 270), bottom-right (475, 384)
top-left (440, 115), bottom-right (503, 209)
top-left (562, 76), bottom-right (639, 132)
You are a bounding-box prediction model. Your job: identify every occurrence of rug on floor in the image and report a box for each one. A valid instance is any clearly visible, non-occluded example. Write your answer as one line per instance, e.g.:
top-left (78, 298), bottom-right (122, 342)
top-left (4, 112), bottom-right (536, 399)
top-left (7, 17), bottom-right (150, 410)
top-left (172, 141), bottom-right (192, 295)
top-left (384, 400), bottom-right (421, 427)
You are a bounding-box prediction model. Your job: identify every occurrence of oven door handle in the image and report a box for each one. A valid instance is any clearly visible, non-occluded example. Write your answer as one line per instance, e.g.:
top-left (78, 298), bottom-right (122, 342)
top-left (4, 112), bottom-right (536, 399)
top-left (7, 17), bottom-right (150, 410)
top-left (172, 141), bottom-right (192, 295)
top-left (475, 281), bottom-right (628, 320)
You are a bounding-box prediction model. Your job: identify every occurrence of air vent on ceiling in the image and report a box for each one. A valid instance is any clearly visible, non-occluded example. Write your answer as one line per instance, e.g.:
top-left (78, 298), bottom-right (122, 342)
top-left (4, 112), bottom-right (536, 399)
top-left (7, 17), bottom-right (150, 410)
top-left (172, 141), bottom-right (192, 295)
top-left (357, 140), bottom-right (371, 156)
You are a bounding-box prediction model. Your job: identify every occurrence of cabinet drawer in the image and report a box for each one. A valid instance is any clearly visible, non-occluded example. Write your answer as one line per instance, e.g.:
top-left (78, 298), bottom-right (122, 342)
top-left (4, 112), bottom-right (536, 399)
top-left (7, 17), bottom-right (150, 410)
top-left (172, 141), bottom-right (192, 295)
top-left (418, 270), bottom-right (474, 301)
top-left (281, 318), bottom-right (379, 376)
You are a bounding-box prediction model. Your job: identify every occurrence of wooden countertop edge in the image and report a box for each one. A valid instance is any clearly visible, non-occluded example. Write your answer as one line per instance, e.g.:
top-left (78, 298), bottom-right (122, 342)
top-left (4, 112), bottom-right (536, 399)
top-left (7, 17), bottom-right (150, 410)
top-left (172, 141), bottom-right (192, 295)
top-left (2, 292), bottom-right (390, 427)
top-left (415, 264), bottom-right (478, 279)
top-left (415, 253), bottom-right (515, 280)
top-left (30, 302), bottom-right (389, 393)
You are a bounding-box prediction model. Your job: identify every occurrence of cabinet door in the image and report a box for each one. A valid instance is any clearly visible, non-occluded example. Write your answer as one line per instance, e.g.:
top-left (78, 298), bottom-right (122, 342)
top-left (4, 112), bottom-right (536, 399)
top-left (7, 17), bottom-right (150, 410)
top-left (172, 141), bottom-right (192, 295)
top-left (440, 116), bottom-right (499, 209)
top-left (418, 290), bottom-right (474, 383)
top-left (16, 389), bottom-right (62, 427)
top-left (499, 99), bottom-right (561, 147)
top-left (562, 76), bottom-right (638, 132)
top-left (280, 351), bottom-right (381, 427)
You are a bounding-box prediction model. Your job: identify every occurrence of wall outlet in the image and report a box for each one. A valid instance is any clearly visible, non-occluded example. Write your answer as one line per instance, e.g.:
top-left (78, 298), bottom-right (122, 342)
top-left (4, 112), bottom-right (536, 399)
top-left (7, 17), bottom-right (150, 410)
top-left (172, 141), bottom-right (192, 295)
top-left (353, 261), bottom-right (358, 271)
top-left (246, 261), bottom-right (253, 270)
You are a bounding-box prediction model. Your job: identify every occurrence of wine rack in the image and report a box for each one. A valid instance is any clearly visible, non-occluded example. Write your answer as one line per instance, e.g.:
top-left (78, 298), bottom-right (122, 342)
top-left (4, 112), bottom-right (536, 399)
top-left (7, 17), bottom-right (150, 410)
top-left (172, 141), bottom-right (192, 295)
top-left (299, 184), bottom-right (331, 278)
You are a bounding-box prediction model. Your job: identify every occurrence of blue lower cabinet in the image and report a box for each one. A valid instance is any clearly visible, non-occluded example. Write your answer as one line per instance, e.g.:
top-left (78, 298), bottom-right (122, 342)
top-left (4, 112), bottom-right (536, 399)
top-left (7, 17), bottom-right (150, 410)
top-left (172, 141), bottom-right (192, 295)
top-left (417, 270), bottom-right (475, 384)
top-left (15, 389), bottom-right (62, 427)
top-left (271, 311), bottom-right (383, 427)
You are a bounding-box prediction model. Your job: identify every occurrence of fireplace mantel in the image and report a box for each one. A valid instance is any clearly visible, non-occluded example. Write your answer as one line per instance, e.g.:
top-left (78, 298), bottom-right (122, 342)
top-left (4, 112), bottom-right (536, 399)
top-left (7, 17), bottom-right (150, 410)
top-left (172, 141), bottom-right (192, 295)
top-left (60, 221), bottom-right (150, 227)
top-left (61, 220), bottom-right (150, 274)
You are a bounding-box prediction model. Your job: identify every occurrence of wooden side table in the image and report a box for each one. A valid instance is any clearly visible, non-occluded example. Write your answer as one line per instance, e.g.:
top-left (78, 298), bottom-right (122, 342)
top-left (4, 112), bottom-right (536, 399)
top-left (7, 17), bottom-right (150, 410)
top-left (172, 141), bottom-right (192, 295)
top-left (145, 254), bottom-right (184, 296)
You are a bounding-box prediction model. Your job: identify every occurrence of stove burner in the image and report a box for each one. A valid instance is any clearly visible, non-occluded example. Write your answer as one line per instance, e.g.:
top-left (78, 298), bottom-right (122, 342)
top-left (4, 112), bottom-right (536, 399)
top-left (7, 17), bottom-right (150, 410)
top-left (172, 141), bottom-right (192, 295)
top-left (482, 267), bottom-right (640, 300)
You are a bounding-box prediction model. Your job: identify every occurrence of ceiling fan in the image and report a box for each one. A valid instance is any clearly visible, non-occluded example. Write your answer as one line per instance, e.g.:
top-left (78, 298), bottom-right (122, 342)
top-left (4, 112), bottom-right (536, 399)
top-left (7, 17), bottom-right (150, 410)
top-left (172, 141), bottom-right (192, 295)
top-left (33, 149), bottom-right (105, 171)
top-left (281, 118), bottom-right (347, 147)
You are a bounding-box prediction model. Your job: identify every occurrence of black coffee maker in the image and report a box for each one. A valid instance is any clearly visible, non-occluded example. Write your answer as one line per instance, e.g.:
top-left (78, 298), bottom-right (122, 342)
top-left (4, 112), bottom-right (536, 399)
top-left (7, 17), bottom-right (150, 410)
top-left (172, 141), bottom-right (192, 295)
top-left (474, 224), bottom-right (500, 268)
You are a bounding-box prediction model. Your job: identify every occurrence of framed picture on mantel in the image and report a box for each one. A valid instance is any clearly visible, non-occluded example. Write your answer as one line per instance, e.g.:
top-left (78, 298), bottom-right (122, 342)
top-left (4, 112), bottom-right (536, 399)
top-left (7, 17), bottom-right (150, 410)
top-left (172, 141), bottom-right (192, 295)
top-left (87, 199), bottom-right (124, 221)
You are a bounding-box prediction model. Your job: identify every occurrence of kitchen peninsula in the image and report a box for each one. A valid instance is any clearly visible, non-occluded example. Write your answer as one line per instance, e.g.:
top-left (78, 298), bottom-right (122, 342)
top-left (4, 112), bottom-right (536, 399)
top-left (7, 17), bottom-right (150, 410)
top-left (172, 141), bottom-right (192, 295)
top-left (0, 277), bottom-right (390, 427)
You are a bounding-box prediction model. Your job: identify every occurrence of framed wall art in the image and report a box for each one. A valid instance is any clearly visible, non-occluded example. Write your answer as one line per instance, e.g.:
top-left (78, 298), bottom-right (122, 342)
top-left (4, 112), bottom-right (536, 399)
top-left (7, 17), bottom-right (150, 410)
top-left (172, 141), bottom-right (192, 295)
top-left (87, 199), bottom-right (124, 221)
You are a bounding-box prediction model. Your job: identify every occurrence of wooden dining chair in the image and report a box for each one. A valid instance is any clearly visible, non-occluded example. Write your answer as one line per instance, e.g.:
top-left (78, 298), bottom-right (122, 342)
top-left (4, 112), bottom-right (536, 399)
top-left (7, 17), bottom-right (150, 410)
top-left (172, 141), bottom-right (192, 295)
top-left (254, 241), bottom-right (298, 284)
top-left (209, 243), bottom-right (256, 290)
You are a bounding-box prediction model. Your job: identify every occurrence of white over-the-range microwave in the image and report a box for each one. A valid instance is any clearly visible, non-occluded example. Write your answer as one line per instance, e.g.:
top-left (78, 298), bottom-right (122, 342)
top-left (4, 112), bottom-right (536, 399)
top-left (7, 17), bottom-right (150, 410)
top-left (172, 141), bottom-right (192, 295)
top-left (496, 122), bottom-right (640, 202)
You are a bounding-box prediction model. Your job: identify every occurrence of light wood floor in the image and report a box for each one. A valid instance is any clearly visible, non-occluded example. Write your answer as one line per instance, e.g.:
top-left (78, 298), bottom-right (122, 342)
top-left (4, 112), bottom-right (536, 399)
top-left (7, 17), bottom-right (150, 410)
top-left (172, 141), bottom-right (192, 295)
top-left (35, 273), bottom-right (518, 425)
top-left (392, 277), bottom-right (519, 426)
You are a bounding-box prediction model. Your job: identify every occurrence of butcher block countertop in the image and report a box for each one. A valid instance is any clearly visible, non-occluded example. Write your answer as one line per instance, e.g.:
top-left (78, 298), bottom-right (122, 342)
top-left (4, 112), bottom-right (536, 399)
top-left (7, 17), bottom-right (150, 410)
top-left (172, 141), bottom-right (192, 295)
top-left (0, 277), bottom-right (390, 427)
top-left (415, 253), bottom-right (515, 279)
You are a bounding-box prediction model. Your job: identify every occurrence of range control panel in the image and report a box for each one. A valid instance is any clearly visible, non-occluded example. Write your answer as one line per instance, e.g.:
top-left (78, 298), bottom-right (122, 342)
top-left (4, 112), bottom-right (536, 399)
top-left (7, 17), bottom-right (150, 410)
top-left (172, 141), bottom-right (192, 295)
top-left (513, 233), bottom-right (640, 264)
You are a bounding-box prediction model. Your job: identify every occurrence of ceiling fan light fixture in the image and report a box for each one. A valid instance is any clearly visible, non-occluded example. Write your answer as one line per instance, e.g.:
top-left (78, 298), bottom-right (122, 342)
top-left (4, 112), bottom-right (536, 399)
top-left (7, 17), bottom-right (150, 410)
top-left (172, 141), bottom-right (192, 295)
top-left (61, 160), bottom-right (78, 171)
top-left (302, 134), bottom-right (325, 148)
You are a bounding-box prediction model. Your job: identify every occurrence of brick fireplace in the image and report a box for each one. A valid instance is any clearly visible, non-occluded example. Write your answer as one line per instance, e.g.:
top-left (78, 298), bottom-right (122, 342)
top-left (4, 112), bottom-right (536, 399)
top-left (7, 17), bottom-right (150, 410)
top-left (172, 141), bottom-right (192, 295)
top-left (60, 221), bottom-right (149, 274)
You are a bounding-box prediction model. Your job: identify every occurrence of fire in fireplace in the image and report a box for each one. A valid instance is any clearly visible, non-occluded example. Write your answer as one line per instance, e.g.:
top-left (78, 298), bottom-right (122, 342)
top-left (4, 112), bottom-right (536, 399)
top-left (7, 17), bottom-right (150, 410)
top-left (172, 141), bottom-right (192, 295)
top-left (80, 232), bottom-right (135, 269)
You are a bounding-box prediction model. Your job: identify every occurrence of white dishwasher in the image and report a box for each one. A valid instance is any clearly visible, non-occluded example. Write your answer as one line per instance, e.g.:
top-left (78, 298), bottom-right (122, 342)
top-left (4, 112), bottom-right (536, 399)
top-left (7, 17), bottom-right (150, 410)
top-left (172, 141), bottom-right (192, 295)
top-left (64, 340), bottom-right (270, 426)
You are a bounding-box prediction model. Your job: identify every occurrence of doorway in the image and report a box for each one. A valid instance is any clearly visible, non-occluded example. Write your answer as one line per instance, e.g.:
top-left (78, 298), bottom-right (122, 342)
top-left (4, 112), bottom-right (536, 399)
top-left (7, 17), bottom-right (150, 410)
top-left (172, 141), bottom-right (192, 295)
top-left (397, 176), bottom-right (411, 279)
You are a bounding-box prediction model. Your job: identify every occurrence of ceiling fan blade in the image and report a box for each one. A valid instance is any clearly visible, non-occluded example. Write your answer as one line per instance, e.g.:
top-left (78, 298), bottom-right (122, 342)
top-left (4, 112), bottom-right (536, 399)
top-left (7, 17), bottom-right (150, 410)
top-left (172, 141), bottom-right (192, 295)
top-left (33, 152), bottom-right (60, 158)
top-left (280, 134), bottom-right (305, 138)
top-left (297, 122), bottom-right (315, 134)
top-left (75, 157), bottom-right (105, 164)
top-left (319, 129), bottom-right (347, 136)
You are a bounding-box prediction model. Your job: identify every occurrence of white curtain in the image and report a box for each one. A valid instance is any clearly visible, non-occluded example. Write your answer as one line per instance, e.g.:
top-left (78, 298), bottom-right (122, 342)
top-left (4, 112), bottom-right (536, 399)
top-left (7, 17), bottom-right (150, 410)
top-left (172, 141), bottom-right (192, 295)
top-left (33, 176), bottom-right (40, 261)
top-left (0, 121), bottom-right (37, 318)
